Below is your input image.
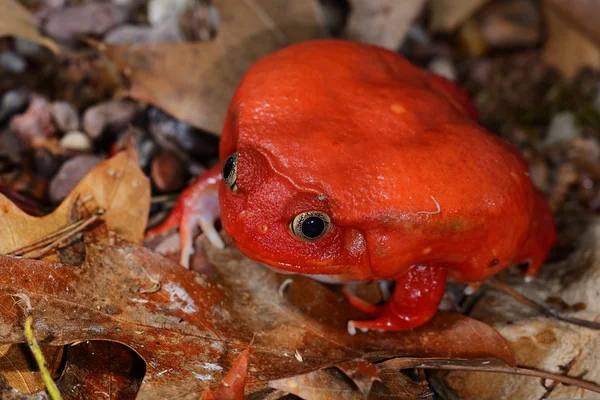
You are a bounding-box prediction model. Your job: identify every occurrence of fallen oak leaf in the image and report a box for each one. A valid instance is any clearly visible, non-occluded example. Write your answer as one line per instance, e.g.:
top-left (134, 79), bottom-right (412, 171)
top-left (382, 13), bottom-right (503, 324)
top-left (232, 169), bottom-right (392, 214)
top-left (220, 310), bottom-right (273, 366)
top-left (542, 0), bottom-right (600, 80)
top-left (0, 230), bottom-right (515, 398)
top-left (200, 344), bottom-right (251, 400)
top-left (0, 0), bottom-right (60, 55)
top-left (56, 341), bottom-right (145, 400)
top-left (0, 144), bottom-right (150, 256)
top-left (94, 0), bottom-right (327, 135)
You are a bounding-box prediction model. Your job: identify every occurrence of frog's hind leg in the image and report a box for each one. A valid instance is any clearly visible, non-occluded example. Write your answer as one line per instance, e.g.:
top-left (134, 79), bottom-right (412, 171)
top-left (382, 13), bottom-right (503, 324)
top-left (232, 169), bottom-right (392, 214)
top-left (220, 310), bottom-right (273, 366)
top-left (517, 192), bottom-right (557, 281)
top-left (347, 265), bottom-right (448, 334)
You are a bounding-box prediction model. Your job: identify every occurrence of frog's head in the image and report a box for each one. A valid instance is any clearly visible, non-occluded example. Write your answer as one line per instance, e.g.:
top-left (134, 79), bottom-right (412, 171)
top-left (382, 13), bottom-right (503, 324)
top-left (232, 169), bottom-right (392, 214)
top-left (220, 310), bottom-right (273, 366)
top-left (218, 147), bottom-right (370, 280)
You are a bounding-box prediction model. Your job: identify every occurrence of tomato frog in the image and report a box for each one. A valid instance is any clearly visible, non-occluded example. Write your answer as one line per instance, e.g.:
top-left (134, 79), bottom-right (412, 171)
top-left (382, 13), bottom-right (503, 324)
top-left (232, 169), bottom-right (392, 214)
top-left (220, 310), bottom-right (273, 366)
top-left (146, 39), bottom-right (557, 333)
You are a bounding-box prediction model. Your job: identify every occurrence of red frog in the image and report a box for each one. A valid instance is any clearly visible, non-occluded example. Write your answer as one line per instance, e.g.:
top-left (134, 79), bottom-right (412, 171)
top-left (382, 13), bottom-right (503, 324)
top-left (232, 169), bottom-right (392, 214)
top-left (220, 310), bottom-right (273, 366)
top-left (146, 39), bottom-right (557, 333)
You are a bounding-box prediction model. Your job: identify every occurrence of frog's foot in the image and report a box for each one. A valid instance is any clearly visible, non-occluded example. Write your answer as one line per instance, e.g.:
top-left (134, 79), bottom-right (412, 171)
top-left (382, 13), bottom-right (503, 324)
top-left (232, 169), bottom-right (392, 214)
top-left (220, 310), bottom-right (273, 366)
top-left (346, 265), bottom-right (448, 334)
top-left (342, 286), bottom-right (380, 316)
top-left (145, 163), bottom-right (223, 268)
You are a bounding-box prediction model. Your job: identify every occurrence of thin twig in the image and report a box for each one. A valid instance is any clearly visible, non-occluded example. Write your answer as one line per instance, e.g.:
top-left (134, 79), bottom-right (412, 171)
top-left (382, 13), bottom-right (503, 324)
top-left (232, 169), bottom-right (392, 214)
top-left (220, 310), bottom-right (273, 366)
top-left (418, 364), bottom-right (600, 393)
top-left (150, 193), bottom-right (180, 205)
top-left (381, 358), bottom-right (600, 394)
top-left (6, 218), bottom-right (88, 256)
top-left (6, 209), bottom-right (105, 260)
top-left (487, 278), bottom-right (600, 330)
top-left (12, 294), bottom-right (63, 400)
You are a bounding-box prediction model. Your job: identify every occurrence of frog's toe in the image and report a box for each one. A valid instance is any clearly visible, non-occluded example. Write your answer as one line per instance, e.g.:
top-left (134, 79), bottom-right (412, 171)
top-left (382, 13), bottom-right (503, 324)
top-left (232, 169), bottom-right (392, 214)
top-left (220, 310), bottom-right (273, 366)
top-left (342, 286), bottom-right (380, 316)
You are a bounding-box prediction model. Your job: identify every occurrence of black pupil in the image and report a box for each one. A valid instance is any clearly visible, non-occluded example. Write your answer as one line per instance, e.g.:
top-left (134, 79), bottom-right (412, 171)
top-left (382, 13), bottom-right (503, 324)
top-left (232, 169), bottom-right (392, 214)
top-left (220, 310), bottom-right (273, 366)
top-left (302, 217), bottom-right (325, 239)
top-left (223, 155), bottom-right (235, 180)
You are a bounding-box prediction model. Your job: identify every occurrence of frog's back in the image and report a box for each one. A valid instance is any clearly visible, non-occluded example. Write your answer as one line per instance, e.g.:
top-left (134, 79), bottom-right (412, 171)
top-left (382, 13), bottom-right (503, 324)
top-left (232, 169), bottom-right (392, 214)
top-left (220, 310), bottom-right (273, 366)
top-left (221, 40), bottom-right (539, 279)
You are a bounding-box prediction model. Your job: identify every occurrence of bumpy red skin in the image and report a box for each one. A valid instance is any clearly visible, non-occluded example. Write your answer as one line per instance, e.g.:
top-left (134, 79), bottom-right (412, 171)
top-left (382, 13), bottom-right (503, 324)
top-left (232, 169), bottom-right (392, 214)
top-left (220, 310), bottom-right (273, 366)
top-left (147, 39), bottom-right (557, 332)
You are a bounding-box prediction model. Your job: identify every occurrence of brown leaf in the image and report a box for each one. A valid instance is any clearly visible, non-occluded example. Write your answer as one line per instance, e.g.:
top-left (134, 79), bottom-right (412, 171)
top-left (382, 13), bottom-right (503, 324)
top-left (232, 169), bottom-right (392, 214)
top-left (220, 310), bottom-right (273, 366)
top-left (56, 341), bottom-right (145, 399)
top-left (0, 233), bottom-right (515, 397)
top-left (370, 368), bottom-right (432, 399)
top-left (542, 0), bottom-right (600, 79)
top-left (0, 0), bottom-right (59, 54)
top-left (270, 367), bottom-right (364, 400)
top-left (0, 144), bottom-right (150, 255)
top-left (0, 343), bottom-right (62, 395)
top-left (99, 0), bottom-right (327, 135)
top-left (429, 0), bottom-right (492, 32)
top-left (546, 0), bottom-right (600, 47)
top-left (344, 0), bottom-right (427, 50)
top-left (200, 345), bottom-right (250, 400)
top-left (337, 360), bottom-right (380, 397)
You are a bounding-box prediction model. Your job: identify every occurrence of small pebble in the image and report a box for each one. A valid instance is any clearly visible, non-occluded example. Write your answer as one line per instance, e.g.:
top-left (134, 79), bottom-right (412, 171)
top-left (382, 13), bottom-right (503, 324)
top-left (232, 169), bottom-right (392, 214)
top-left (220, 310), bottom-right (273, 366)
top-left (151, 150), bottom-right (187, 192)
top-left (9, 94), bottom-right (56, 144)
top-left (0, 51), bottom-right (27, 74)
top-left (51, 101), bottom-right (80, 132)
top-left (14, 38), bottom-right (43, 57)
top-left (83, 100), bottom-right (137, 140)
top-left (544, 111), bottom-right (581, 148)
top-left (34, 148), bottom-right (61, 179)
top-left (0, 129), bottom-right (25, 164)
top-left (60, 131), bottom-right (93, 152)
top-left (428, 57), bottom-right (457, 81)
top-left (148, 107), bottom-right (219, 160)
top-left (0, 90), bottom-right (29, 124)
top-left (44, 3), bottom-right (128, 43)
top-left (49, 155), bottom-right (103, 203)
top-left (138, 138), bottom-right (158, 169)
top-left (148, 0), bottom-right (189, 26)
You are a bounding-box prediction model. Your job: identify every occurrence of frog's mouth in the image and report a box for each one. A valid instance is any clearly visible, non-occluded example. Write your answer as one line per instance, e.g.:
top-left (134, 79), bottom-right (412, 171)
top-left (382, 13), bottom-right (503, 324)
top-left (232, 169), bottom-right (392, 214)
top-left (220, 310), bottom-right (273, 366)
top-left (231, 238), bottom-right (369, 282)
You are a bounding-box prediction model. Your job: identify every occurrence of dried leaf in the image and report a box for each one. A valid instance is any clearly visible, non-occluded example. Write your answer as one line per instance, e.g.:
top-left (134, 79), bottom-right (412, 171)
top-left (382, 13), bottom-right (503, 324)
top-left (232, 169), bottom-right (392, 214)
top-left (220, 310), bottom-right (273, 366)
top-left (337, 360), bottom-right (380, 398)
top-left (56, 341), bottom-right (145, 399)
top-left (344, 0), bottom-right (427, 50)
top-left (200, 345), bottom-right (250, 400)
top-left (546, 0), bottom-right (600, 47)
top-left (0, 145), bottom-right (150, 255)
top-left (0, 234), bottom-right (514, 397)
top-left (270, 368), bottom-right (364, 400)
top-left (99, 0), bottom-right (326, 135)
top-left (429, 0), bottom-right (492, 32)
top-left (542, 0), bottom-right (600, 79)
top-left (0, 0), bottom-right (59, 54)
top-left (0, 344), bottom-right (62, 395)
top-left (369, 368), bottom-right (432, 399)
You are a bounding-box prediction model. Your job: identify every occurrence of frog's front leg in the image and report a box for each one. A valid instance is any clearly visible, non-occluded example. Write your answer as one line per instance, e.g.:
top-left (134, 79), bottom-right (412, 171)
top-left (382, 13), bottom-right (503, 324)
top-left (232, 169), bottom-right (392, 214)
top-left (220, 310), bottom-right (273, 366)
top-left (346, 265), bottom-right (448, 334)
top-left (146, 163), bottom-right (224, 268)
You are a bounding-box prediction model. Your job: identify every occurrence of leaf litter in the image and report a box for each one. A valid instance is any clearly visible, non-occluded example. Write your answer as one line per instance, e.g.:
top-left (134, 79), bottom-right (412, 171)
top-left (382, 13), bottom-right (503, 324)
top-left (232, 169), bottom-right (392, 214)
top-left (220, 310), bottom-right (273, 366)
top-left (2, 0), bottom-right (600, 398)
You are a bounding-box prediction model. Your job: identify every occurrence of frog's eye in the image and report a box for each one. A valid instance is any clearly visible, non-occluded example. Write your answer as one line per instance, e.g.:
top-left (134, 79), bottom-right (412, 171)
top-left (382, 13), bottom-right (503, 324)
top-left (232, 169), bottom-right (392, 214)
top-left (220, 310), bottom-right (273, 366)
top-left (222, 152), bottom-right (239, 191)
top-left (290, 211), bottom-right (332, 241)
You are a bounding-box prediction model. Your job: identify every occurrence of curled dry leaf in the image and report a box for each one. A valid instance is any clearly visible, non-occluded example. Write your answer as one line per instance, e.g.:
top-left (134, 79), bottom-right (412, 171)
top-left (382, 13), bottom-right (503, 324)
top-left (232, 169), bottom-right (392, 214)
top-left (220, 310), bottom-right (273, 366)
top-left (0, 0), bottom-right (59, 54)
top-left (97, 0), bottom-right (327, 135)
top-left (428, 0), bottom-right (492, 33)
top-left (0, 228), bottom-right (514, 397)
top-left (200, 345), bottom-right (251, 400)
top-left (543, 0), bottom-right (600, 80)
top-left (0, 144), bottom-right (150, 256)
